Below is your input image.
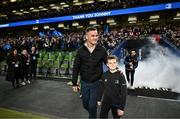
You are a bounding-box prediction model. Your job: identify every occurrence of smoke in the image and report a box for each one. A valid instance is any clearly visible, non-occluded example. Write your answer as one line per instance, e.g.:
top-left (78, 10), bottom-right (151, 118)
top-left (120, 37), bottom-right (180, 93)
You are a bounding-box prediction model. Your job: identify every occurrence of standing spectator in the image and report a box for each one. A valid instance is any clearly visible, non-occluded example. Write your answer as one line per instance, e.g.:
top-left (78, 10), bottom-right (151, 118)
top-left (72, 26), bottom-right (107, 119)
top-left (20, 49), bottom-right (31, 85)
top-left (124, 50), bottom-right (138, 88)
top-left (30, 46), bottom-right (39, 80)
top-left (6, 49), bottom-right (21, 88)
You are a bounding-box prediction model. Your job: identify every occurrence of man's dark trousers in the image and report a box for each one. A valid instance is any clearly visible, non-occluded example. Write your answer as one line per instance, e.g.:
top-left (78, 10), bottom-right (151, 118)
top-left (81, 80), bottom-right (100, 119)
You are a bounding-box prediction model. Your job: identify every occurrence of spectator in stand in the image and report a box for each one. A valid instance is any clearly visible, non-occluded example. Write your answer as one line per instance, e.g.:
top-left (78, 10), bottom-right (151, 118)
top-left (6, 49), bottom-right (21, 88)
top-left (20, 49), bottom-right (31, 85)
top-left (30, 46), bottom-right (39, 80)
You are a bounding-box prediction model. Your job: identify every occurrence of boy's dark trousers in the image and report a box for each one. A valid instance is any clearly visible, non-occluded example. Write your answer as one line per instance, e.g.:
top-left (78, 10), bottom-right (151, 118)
top-left (81, 80), bottom-right (100, 119)
top-left (100, 100), bottom-right (121, 119)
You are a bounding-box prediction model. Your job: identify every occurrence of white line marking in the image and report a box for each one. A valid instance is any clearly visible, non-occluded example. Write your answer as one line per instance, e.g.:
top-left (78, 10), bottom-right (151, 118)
top-left (137, 96), bottom-right (180, 102)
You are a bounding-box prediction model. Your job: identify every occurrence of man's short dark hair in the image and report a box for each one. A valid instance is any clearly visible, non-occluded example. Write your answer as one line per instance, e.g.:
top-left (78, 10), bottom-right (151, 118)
top-left (106, 55), bottom-right (118, 63)
top-left (85, 26), bottom-right (97, 33)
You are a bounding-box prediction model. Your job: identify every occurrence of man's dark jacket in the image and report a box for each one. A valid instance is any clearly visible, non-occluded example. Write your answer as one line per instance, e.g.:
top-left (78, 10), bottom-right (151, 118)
top-left (72, 44), bottom-right (107, 86)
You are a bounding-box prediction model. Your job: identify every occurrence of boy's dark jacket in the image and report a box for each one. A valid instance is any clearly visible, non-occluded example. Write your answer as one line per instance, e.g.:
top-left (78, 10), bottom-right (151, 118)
top-left (98, 70), bottom-right (127, 110)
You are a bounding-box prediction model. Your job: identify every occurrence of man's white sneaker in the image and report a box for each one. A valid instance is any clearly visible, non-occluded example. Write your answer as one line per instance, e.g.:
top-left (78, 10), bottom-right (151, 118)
top-left (21, 82), bottom-right (26, 86)
top-left (127, 83), bottom-right (131, 88)
top-left (67, 82), bottom-right (73, 86)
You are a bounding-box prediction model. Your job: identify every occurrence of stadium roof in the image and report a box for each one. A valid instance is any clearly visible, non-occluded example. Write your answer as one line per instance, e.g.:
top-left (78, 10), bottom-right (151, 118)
top-left (0, 0), bottom-right (179, 24)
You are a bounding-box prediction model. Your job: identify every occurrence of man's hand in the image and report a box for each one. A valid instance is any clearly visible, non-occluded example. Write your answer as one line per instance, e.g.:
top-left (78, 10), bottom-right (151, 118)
top-left (117, 109), bottom-right (124, 116)
top-left (72, 86), bottom-right (79, 92)
top-left (97, 101), bottom-right (101, 106)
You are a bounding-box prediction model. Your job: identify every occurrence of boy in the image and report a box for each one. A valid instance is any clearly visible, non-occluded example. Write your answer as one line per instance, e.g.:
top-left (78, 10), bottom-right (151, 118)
top-left (98, 55), bottom-right (127, 119)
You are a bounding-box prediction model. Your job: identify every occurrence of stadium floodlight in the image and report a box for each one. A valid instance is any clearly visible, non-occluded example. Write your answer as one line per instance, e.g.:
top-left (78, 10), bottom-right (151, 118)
top-left (73, 0), bottom-right (79, 3)
top-left (10, 0), bottom-right (16, 2)
top-left (77, 25), bottom-right (83, 28)
top-left (85, 0), bottom-right (94, 4)
top-left (39, 6), bottom-right (44, 9)
top-left (41, 8), bottom-right (48, 11)
top-left (128, 16), bottom-right (137, 21)
top-left (32, 9), bottom-right (40, 12)
top-left (32, 26), bottom-right (38, 30)
top-left (107, 18), bottom-right (115, 23)
top-left (72, 22), bottom-right (79, 26)
top-left (109, 22), bottom-right (117, 25)
top-left (129, 21), bottom-right (136, 24)
top-left (89, 20), bottom-right (97, 25)
top-left (15, 12), bottom-right (23, 15)
top-left (150, 15), bottom-right (160, 19)
top-left (12, 10), bottom-right (16, 13)
top-left (60, 2), bottom-right (66, 5)
top-left (58, 23), bottom-right (64, 28)
top-left (0, 14), bottom-right (7, 17)
top-left (30, 7), bottom-right (34, 10)
top-left (23, 11), bottom-right (30, 14)
top-left (51, 6), bottom-right (60, 9)
top-left (50, 4), bottom-right (55, 7)
top-left (107, 0), bottom-right (115, 2)
top-left (74, 2), bottom-right (82, 6)
top-left (150, 19), bottom-right (158, 22)
top-left (44, 25), bottom-right (50, 29)
top-left (173, 17), bottom-right (180, 20)
top-left (97, 0), bottom-right (108, 2)
top-left (62, 4), bottom-right (70, 8)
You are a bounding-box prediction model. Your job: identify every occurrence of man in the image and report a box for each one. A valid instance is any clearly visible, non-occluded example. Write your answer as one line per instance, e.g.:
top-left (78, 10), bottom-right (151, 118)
top-left (124, 50), bottom-right (138, 88)
top-left (72, 26), bottom-right (107, 119)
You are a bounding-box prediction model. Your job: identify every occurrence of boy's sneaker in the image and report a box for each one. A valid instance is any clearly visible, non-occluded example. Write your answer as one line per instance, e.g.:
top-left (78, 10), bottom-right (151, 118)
top-left (27, 80), bottom-right (31, 84)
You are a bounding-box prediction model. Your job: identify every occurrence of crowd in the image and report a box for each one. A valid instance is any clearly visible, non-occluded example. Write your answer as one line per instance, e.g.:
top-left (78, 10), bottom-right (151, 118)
top-left (4, 46), bottom-right (39, 88)
top-left (164, 26), bottom-right (180, 49)
top-left (1, 25), bottom-right (180, 63)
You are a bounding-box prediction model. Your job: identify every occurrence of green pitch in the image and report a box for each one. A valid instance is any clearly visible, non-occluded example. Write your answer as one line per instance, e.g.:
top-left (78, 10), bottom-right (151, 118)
top-left (0, 107), bottom-right (49, 119)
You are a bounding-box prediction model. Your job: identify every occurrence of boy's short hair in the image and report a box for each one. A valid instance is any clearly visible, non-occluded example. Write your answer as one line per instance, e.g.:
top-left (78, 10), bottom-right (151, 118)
top-left (85, 26), bottom-right (97, 34)
top-left (106, 55), bottom-right (118, 63)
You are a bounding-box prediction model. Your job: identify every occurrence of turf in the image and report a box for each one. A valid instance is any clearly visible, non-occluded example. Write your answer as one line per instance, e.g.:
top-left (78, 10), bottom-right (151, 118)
top-left (0, 107), bottom-right (49, 119)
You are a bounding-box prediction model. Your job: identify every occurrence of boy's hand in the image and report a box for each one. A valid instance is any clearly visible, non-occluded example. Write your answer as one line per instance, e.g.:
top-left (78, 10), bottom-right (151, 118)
top-left (117, 109), bottom-right (124, 116)
top-left (97, 101), bottom-right (101, 106)
top-left (129, 62), bottom-right (133, 65)
top-left (72, 86), bottom-right (79, 92)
